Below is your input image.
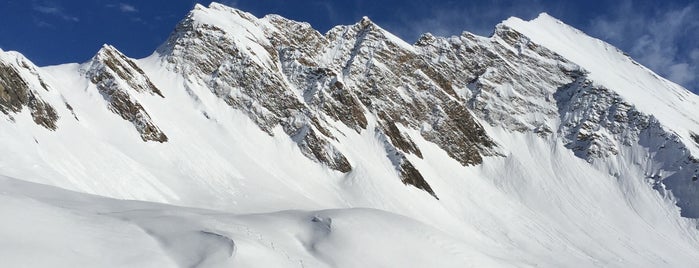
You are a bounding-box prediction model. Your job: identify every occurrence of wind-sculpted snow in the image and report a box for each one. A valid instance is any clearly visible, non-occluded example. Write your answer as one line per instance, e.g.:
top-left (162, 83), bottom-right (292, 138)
top-left (553, 72), bottom-right (699, 217)
top-left (2, 2), bottom-right (699, 266)
top-left (502, 14), bottom-right (699, 218)
top-left (4, 175), bottom-right (699, 267)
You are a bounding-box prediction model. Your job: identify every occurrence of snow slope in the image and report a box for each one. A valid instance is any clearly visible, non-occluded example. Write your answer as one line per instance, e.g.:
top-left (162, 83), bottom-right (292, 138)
top-left (0, 175), bottom-right (512, 267)
top-left (2, 160), bottom-right (699, 268)
top-left (504, 13), bottom-right (699, 155)
top-left (1, 3), bottom-right (699, 267)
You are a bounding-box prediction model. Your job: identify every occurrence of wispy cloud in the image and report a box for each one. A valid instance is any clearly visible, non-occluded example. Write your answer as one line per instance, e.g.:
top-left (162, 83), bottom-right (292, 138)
top-left (691, 49), bottom-right (699, 61)
top-left (32, 1), bottom-right (79, 22)
top-left (105, 2), bottom-right (143, 24)
top-left (312, 1), bottom-right (340, 26)
top-left (106, 3), bottom-right (139, 13)
top-left (588, 1), bottom-right (699, 90)
top-left (32, 18), bottom-right (55, 28)
top-left (226, 0), bottom-right (239, 7)
top-left (388, 2), bottom-right (545, 43)
top-left (119, 3), bottom-right (138, 13)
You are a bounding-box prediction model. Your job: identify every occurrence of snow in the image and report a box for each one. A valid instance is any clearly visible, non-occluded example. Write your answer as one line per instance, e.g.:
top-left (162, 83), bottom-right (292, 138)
top-left (371, 21), bottom-right (417, 53)
top-left (1, 4), bottom-right (699, 267)
top-left (189, 3), bottom-right (275, 69)
top-left (0, 176), bottom-right (511, 268)
top-left (402, 124), bottom-right (699, 266)
top-left (503, 13), bottom-right (699, 155)
top-left (3, 119), bottom-right (699, 267)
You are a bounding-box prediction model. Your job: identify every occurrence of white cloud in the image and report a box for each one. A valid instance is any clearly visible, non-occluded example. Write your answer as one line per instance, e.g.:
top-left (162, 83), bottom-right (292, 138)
top-left (588, 2), bottom-right (699, 91)
top-left (119, 3), bottom-right (137, 13)
top-left (221, 0), bottom-right (239, 7)
top-left (32, 1), bottom-right (79, 22)
top-left (691, 49), bottom-right (699, 61)
top-left (667, 63), bottom-right (695, 86)
top-left (32, 18), bottom-right (55, 28)
top-left (389, 2), bottom-right (545, 43)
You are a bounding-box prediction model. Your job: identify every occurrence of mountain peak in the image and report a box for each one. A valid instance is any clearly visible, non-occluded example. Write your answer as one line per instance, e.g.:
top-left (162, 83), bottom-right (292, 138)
top-left (503, 9), bottom-right (699, 155)
top-left (191, 2), bottom-right (238, 12)
top-left (359, 16), bottom-right (372, 27)
top-left (502, 12), bottom-right (559, 26)
top-left (87, 44), bottom-right (132, 72)
top-left (94, 44), bottom-right (120, 59)
top-left (80, 42), bottom-right (168, 142)
top-left (192, 3), bottom-right (206, 11)
top-left (207, 1), bottom-right (233, 10)
top-left (323, 14), bottom-right (415, 52)
top-left (0, 50), bottom-right (59, 129)
top-left (190, 1), bottom-right (258, 24)
top-left (534, 12), bottom-right (556, 20)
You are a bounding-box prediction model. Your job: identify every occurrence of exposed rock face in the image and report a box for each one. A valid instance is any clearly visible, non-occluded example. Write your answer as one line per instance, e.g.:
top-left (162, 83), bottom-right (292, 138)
top-left (415, 25), bottom-right (578, 133)
top-left (691, 132), bottom-right (699, 146)
top-left (82, 45), bottom-right (168, 142)
top-left (554, 72), bottom-right (699, 217)
top-left (0, 55), bottom-right (58, 130)
top-left (151, 3), bottom-right (699, 200)
top-left (153, 3), bottom-right (506, 197)
top-left (318, 17), bottom-right (498, 169)
top-left (0, 62), bottom-right (29, 114)
top-left (555, 73), bottom-right (647, 160)
top-left (3, 2), bottom-right (699, 205)
top-left (157, 4), bottom-right (352, 172)
top-left (418, 21), bottom-right (699, 215)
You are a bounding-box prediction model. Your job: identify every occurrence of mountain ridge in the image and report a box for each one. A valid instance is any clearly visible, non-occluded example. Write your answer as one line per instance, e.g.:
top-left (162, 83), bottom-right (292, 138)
top-left (1, 1), bottom-right (697, 214)
top-left (2, 2), bottom-right (699, 266)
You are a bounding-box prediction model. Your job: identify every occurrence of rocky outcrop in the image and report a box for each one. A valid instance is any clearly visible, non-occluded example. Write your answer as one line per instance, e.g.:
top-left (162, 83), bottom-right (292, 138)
top-left (421, 21), bottom-right (699, 215)
top-left (553, 71), bottom-right (699, 217)
top-left (157, 3), bottom-right (354, 173)
top-left (319, 17), bottom-right (498, 168)
top-left (691, 132), bottom-right (699, 146)
top-left (376, 127), bottom-right (437, 199)
top-left (4, 2), bottom-right (690, 203)
top-left (151, 3), bottom-right (577, 198)
top-left (415, 25), bottom-right (579, 133)
top-left (0, 55), bottom-right (58, 130)
top-left (555, 73), bottom-right (647, 160)
top-left (83, 45), bottom-right (167, 142)
top-left (270, 15), bottom-right (499, 195)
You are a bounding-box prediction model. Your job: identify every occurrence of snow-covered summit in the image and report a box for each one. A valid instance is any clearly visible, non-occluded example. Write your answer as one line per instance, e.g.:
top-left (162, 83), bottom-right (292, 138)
top-left (504, 13), bottom-right (699, 154)
top-left (0, 49), bottom-right (59, 129)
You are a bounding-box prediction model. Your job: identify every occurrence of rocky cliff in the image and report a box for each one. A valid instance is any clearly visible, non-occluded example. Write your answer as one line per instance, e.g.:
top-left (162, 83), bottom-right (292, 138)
top-left (1, 2), bottom-right (698, 210)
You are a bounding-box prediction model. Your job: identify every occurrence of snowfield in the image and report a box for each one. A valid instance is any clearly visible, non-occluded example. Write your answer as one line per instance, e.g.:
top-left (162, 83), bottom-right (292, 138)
top-left (2, 170), bottom-right (699, 268)
top-left (1, 2), bottom-right (699, 267)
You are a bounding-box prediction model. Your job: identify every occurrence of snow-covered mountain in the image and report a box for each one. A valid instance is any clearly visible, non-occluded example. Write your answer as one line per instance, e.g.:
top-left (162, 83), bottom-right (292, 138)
top-left (2, 2), bottom-right (699, 267)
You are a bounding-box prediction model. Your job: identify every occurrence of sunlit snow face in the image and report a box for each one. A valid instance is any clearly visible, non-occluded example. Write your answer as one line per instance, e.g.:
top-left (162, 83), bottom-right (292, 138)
top-left (2, 2), bottom-right (699, 267)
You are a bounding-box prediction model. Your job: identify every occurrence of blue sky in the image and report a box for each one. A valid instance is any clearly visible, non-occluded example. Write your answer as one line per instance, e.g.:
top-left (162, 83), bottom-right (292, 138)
top-left (0, 0), bottom-right (697, 92)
